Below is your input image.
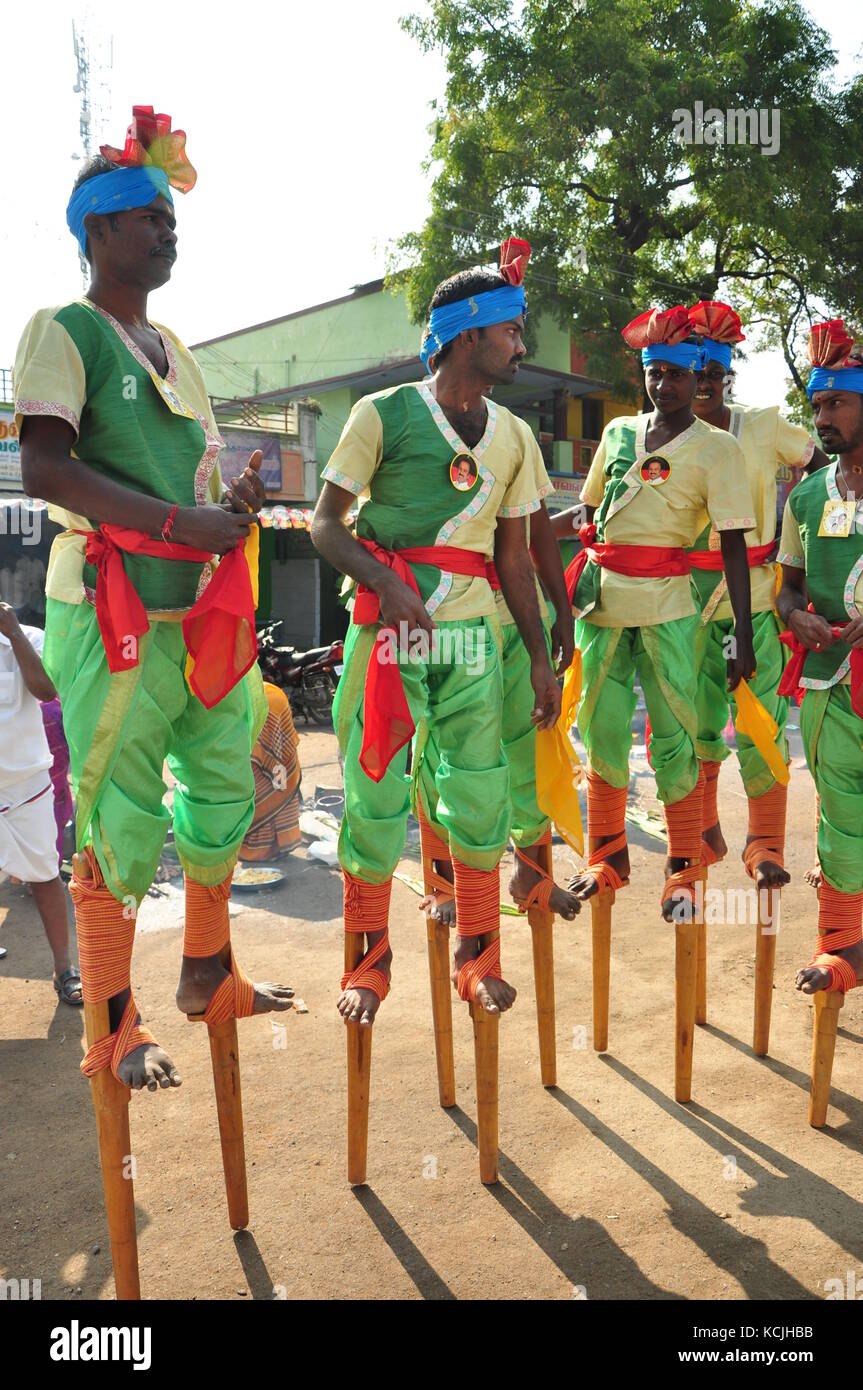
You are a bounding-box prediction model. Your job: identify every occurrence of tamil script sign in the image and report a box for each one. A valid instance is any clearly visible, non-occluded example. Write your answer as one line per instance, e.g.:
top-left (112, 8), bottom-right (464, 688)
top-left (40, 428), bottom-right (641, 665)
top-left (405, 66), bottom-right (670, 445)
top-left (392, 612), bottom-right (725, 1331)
top-left (546, 471), bottom-right (584, 513)
top-left (0, 406), bottom-right (21, 489)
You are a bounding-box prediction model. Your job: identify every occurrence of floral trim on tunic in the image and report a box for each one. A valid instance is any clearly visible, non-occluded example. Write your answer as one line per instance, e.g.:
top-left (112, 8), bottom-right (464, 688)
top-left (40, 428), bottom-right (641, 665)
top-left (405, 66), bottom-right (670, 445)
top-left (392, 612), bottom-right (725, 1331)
top-left (776, 550), bottom-right (804, 567)
top-left (825, 461), bottom-right (840, 501)
top-left (87, 302), bottom-right (179, 387)
top-left (425, 571), bottom-right (453, 618)
top-left (798, 437), bottom-right (815, 466)
top-left (14, 399), bottom-right (80, 435)
top-left (435, 462), bottom-right (496, 544)
top-left (715, 516), bottom-right (757, 530)
top-left (417, 383), bottom-right (497, 463)
top-left (498, 497), bottom-right (542, 518)
top-left (320, 465), bottom-right (364, 496)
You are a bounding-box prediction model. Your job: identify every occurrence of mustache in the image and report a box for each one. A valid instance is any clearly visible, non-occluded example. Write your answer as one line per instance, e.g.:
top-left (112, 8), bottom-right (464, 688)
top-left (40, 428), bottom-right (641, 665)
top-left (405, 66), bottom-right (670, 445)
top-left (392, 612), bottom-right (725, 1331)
top-left (151, 247), bottom-right (177, 261)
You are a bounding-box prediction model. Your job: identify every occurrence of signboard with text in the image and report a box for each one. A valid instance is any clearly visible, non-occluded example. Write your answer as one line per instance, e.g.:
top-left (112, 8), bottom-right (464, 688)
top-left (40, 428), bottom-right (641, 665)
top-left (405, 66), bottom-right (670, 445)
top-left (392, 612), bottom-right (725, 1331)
top-left (0, 406), bottom-right (21, 489)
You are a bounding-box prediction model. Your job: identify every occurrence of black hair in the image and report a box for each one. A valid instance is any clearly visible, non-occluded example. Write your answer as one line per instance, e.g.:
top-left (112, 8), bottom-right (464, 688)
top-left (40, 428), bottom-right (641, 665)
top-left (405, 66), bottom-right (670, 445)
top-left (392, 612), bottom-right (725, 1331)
top-left (71, 155), bottom-right (120, 261)
top-left (421, 266), bottom-right (507, 368)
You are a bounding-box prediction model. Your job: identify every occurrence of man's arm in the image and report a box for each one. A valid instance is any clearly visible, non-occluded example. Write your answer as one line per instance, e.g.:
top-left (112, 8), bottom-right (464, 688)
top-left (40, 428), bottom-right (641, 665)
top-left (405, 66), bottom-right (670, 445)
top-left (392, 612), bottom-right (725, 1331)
top-left (548, 502), bottom-right (594, 539)
top-left (310, 481), bottom-right (434, 636)
top-left (0, 605), bottom-right (56, 701)
top-left (529, 503), bottom-right (575, 672)
top-left (20, 416), bottom-right (256, 555)
top-left (777, 564), bottom-right (837, 648)
top-left (805, 445), bottom-right (832, 474)
top-left (718, 529), bottom-right (755, 689)
top-left (494, 516), bottom-right (560, 729)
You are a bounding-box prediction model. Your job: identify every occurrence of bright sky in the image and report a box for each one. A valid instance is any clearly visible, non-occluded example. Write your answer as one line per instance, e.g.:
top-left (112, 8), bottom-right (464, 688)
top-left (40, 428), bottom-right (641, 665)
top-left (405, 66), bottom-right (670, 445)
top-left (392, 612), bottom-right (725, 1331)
top-left (3, 0), bottom-right (861, 404)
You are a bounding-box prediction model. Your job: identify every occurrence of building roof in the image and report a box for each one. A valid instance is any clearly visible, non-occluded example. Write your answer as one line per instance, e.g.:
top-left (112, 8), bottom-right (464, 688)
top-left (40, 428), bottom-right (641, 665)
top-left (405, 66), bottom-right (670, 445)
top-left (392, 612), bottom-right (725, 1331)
top-left (190, 281), bottom-right (387, 350)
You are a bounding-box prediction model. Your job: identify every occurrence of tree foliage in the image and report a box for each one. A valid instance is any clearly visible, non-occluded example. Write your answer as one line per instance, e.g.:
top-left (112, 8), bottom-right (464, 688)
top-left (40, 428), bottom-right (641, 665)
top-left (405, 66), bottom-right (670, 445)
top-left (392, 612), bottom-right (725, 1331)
top-left (392, 0), bottom-right (863, 405)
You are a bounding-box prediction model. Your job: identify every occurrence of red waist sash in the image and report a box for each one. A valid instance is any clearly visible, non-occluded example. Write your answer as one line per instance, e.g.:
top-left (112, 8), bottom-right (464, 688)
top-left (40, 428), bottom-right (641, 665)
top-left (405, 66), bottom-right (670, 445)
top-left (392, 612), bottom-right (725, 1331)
top-left (352, 541), bottom-right (492, 781)
top-left (564, 524), bottom-right (689, 605)
top-left (77, 524), bottom-right (256, 710)
top-left (688, 540), bottom-right (776, 572)
top-left (778, 614), bottom-right (863, 719)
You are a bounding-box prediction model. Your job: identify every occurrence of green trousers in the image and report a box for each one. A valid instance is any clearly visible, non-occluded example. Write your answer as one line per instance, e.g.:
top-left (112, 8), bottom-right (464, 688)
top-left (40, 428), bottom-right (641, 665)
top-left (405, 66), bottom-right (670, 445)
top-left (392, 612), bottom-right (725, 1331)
top-left (416, 616), bottom-right (552, 849)
top-left (575, 614), bottom-right (700, 804)
top-left (334, 617), bottom-right (511, 884)
top-left (801, 684), bottom-right (863, 895)
top-left (695, 608), bottom-right (789, 798)
top-left (44, 598), bottom-right (266, 905)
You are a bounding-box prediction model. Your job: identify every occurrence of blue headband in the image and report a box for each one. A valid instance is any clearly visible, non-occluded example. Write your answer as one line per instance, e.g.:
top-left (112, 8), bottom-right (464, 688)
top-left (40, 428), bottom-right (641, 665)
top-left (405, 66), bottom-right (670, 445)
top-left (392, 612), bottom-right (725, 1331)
top-left (421, 283), bottom-right (526, 373)
top-left (807, 366), bottom-right (863, 400)
top-left (66, 166), bottom-right (173, 256)
top-left (702, 339), bottom-right (733, 372)
top-left (641, 342), bottom-right (707, 371)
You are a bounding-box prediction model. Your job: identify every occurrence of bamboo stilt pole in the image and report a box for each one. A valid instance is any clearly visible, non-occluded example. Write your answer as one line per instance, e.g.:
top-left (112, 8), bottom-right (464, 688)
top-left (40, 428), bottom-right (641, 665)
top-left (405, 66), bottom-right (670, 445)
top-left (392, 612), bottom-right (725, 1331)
top-left (345, 933), bottom-right (371, 1185)
top-left (421, 841), bottom-right (456, 1108)
top-left (83, 998), bottom-right (141, 1301)
top-left (470, 993), bottom-right (499, 1184)
top-left (528, 838), bottom-right (556, 1087)
top-left (753, 888), bottom-right (779, 1057)
top-left (674, 871), bottom-right (705, 1103)
top-left (809, 990), bottom-right (843, 1128)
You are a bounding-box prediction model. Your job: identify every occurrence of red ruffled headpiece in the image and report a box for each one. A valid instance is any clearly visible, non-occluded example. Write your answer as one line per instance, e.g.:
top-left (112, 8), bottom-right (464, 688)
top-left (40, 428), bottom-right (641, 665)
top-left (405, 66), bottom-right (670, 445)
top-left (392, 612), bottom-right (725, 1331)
top-left (808, 319), bottom-right (857, 369)
top-left (100, 105), bottom-right (197, 193)
top-left (688, 300), bottom-right (746, 345)
top-left (621, 305), bottom-right (694, 349)
top-left (500, 237), bottom-right (531, 287)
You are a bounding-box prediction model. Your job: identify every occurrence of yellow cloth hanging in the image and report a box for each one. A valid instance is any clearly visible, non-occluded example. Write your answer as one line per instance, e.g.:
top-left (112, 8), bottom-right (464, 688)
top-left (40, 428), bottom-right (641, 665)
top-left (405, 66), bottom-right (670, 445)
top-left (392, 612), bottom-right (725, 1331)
top-left (536, 648), bottom-right (584, 855)
top-left (733, 676), bottom-right (790, 786)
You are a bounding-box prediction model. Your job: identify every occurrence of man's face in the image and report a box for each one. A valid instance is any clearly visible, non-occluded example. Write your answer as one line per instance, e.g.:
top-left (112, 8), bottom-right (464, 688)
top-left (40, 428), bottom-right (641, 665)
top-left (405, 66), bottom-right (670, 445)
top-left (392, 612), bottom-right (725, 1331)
top-left (693, 361), bottom-right (729, 416)
top-left (647, 459), bottom-right (662, 479)
top-left (86, 193), bottom-right (178, 290)
top-left (456, 460), bottom-right (471, 484)
top-left (644, 362), bottom-right (697, 415)
top-left (471, 316), bottom-right (526, 385)
top-left (811, 390), bottom-right (863, 454)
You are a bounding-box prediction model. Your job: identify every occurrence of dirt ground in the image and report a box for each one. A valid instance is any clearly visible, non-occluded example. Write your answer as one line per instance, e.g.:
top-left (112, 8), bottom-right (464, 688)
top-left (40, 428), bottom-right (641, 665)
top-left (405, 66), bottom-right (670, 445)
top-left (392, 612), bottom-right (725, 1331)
top-left (3, 716), bottom-right (863, 1303)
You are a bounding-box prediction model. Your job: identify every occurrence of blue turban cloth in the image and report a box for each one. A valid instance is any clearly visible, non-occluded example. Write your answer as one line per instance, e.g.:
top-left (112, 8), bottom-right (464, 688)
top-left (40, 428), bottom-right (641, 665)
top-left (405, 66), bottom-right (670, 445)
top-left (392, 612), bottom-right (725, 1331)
top-left (420, 283), bottom-right (526, 373)
top-left (807, 366), bottom-right (863, 400)
top-left (66, 166), bottom-right (173, 256)
top-left (701, 339), bottom-right (733, 372)
top-left (641, 342), bottom-right (707, 371)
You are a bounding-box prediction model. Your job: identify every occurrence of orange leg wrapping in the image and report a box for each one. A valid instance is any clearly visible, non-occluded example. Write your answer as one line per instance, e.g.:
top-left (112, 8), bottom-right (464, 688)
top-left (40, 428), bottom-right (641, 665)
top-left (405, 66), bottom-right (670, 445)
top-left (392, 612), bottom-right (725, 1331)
top-left (663, 765), bottom-right (706, 904)
top-left (808, 879), bottom-right (863, 1127)
top-left (451, 856), bottom-right (502, 1185)
top-left (341, 871), bottom-right (391, 1186)
top-left (743, 781), bottom-right (788, 879)
top-left (184, 874), bottom-right (256, 1023)
top-left (585, 768), bottom-right (628, 892)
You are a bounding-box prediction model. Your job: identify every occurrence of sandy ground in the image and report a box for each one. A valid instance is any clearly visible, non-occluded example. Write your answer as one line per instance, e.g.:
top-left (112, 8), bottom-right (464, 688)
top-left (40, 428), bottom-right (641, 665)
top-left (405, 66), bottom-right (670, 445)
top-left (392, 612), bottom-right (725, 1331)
top-left (3, 715), bottom-right (863, 1303)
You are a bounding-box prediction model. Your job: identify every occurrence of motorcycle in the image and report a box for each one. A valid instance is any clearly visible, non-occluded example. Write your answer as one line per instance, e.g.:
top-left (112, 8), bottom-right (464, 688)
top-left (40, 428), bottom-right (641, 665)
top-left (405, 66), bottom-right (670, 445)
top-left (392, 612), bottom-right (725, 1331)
top-left (256, 619), bottom-right (344, 725)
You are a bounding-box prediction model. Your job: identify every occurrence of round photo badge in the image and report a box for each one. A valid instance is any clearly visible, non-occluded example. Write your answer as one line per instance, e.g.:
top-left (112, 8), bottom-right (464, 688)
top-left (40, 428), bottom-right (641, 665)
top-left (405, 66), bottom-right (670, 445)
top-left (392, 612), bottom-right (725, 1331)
top-left (450, 452), bottom-right (479, 492)
top-left (640, 455), bottom-right (671, 486)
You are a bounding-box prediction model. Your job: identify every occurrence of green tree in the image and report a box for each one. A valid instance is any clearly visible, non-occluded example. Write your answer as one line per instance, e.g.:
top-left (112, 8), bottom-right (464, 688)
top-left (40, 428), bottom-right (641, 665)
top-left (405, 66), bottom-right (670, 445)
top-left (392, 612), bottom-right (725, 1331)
top-left (393, 0), bottom-right (863, 406)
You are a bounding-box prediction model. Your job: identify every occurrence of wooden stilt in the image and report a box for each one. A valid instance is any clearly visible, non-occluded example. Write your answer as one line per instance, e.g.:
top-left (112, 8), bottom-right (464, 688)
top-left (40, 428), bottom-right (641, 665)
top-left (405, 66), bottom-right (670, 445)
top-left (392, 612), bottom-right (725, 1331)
top-left (421, 844), bottom-right (456, 1108)
top-left (470, 988), bottom-right (499, 1184)
top-left (591, 890), bottom-right (614, 1053)
top-left (809, 990), bottom-right (843, 1128)
top-left (528, 838), bottom-right (556, 1087)
top-left (695, 920), bottom-right (707, 1027)
top-left (206, 1015), bottom-right (248, 1229)
top-left (752, 888), bottom-right (779, 1056)
top-left (83, 999), bottom-right (141, 1301)
top-left (674, 871), bottom-right (704, 1103)
top-left (345, 933), bottom-right (372, 1185)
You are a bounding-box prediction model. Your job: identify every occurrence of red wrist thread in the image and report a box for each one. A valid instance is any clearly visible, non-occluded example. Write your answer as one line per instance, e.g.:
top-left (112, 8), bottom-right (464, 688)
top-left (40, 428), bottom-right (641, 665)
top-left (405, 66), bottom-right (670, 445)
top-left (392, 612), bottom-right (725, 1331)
top-left (161, 504), bottom-right (179, 542)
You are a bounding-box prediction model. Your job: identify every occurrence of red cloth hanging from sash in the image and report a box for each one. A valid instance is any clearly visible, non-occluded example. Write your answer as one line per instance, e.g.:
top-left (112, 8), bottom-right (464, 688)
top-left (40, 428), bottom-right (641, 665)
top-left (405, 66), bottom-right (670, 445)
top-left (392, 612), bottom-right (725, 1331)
top-left (352, 539), bottom-right (492, 782)
top-left (777, 613), bottom-right (863, 718)
top-left (78, 523), bottom-right (256, 709)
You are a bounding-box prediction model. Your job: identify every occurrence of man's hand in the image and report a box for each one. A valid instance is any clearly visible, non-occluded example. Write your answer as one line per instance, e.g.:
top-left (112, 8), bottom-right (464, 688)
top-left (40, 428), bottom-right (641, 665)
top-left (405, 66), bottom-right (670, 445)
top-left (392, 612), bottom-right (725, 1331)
top-left (789, 607), bottom-right (837, 651)
top-left (172, 504), bottom-right (255, 555)
top-left (726, 627), bottom-right (756, 691)
top-left (0, 601), bottom-right (22, 640)
top-left (224, 450), bottom-right (266, 515)
top-left (376, 572), bottom-right (436, 641)
top-left (838, 615), bottom-right (863, 649)
top-left (550, 612), bottom-right (575, 675)
top-left (530, 657), bottom-right (562, 730)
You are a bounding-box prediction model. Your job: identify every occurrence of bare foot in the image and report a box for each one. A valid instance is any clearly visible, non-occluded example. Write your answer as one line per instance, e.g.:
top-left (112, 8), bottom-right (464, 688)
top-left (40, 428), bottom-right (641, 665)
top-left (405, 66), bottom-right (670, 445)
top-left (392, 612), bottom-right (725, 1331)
top-left (510, 847), bottom-right (581, 919)
top-left (337, 937), bottom-right (392, 1029)
top-left (451, 933), bottom-right (516, 1015)
top-left (176, 954), bottom-right (294, 1017)
top-left (796, 940), bottom-right (863, 994)
top-left (702, 822), bottom-right (727, 863)
top-left (419, 857), bottom-right (456, 927)
top-left (805, 863), bottom-right (822, 890)
top-left (661, 856), bottom-right (699, 922)
top-left (117, 1041), bottom-right (183, 1092)
top-left (567, 842), bottom-right (630, 903)
top-left (745, 837), bottom-right (790, 891)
